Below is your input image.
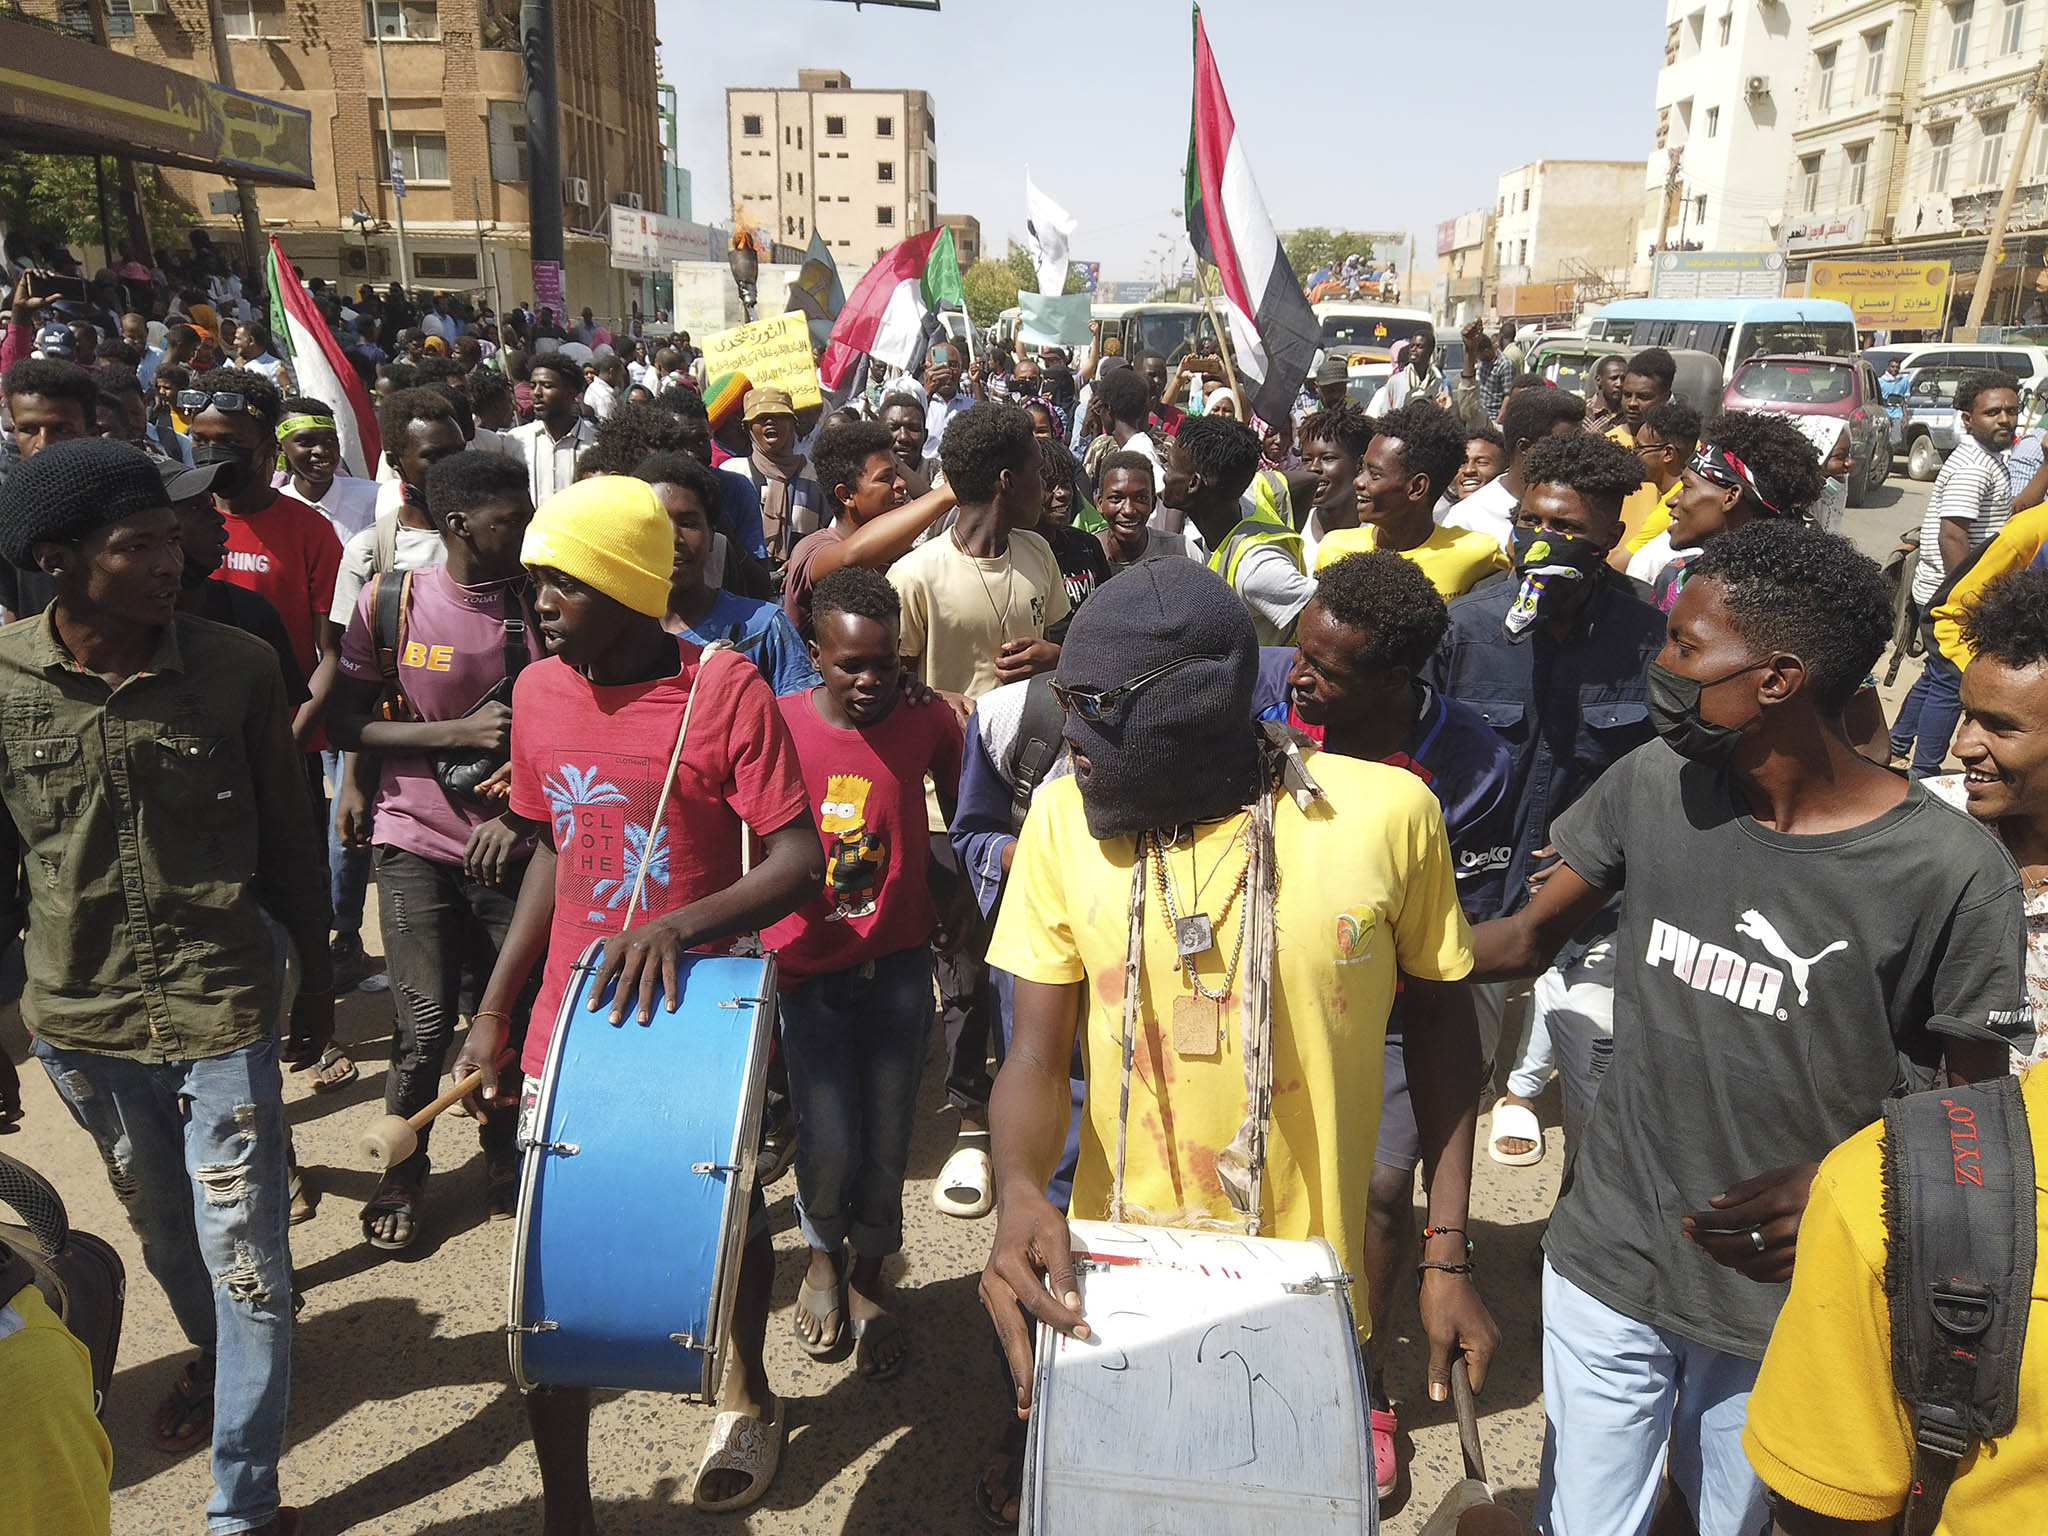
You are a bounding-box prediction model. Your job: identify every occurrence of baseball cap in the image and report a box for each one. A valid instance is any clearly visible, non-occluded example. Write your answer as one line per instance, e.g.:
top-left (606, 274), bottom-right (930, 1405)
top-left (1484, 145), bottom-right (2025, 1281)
top-left (35, 323), bottom-right (76, 359)
top-left (158, 458), bottom-right (234, 504)
top-left (742, 385), bottom-right (795, 423)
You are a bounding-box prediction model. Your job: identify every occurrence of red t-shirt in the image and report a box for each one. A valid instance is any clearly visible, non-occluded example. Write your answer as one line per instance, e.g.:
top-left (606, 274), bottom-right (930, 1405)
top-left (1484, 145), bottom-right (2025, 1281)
top-left (213, 491), bottom-right (343, 683)
top-left (764, 689), bottom-right (964, 984)
top-left (509, 642), bottom-right (812, 1076)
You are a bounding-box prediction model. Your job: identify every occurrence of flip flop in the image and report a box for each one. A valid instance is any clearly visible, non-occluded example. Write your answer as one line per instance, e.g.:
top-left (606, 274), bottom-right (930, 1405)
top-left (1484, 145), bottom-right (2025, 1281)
top-left (148, 1361), bottom-right (214, 1453)
top-left (933, 1131), bottom-right (994, 1219)
top-left (1371, 1403), bottom-right (1398, 1500)
top-left (360, 1163), bottom-right (427, 1251)
top-left (973, 1419), bottom-right (1027, 1529)
top-left (308, 1046), bottom-right (359, 1093)
top-left (691, 1401), bottom-right (784, 1513)
top-left (851, 1309), bottom-right (906, 1380)
top-left (793, 1274), bottom-right (844, 1358)
top-left (1486, 1097), bottom-right (1545, 1168)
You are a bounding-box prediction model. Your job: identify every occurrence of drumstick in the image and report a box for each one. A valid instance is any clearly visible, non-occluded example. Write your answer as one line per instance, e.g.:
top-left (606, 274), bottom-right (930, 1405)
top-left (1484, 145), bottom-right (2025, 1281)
top-left (358, 1069), bottom-right (487, 1167)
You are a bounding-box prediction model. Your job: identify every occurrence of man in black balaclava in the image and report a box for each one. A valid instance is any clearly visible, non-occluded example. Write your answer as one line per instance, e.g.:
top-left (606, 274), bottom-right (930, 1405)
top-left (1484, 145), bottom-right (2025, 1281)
top-left (969, 554), bottom-right (1497, 1522)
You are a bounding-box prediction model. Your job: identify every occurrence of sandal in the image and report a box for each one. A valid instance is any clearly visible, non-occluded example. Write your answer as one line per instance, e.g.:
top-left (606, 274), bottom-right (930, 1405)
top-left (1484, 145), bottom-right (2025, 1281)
top-left (974, 1419), bottom-right (1027, 1529)
top-left (1486, 1097), bottom-right (1546, 1168)
top-left (360, 1162), bottom-right (427, 1251)
top-left (691, 1401), bottom-right (785, 1513)
top-left (288, 1164), bottom-right (317, 1226)
top-left (485, 1157), bottom-right (521, 1222)
top-left (148, 1360), bottom-right (215, 1453)
top-left (934, 1130), bottom-right (994, 1219)
top-left (851, 1310), bottom-right (906, 1381)
top-left (793, 1273), bottom-right (844, 1358)
top-left (309, 1045), bottom-right (359, 1093)
top-left (758, 1102), bottom-right (797, 1188)
top-left (1371, 1403), bottom-right (1399, 1500)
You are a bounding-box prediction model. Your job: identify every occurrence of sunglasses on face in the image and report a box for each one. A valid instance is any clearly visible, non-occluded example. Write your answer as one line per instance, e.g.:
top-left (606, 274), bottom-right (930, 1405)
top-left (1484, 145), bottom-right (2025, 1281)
top-left (176, 389), bottom-right (253, 416)
top-left (1052, 654), bottom-right (1208, 723)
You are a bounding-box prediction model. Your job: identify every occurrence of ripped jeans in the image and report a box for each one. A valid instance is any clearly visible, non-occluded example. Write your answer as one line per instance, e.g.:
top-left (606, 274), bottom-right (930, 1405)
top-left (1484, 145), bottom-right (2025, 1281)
top-left (33, 1034), bottom-right (293, 1535)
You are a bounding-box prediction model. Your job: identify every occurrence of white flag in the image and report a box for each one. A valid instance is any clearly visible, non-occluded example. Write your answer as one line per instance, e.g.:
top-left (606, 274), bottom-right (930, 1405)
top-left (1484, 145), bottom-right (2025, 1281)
top-left (1024, 170), bottom-right (1077, 297)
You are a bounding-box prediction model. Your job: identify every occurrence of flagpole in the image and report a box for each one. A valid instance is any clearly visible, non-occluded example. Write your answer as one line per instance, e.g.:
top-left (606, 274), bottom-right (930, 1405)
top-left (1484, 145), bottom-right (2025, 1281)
top-left (1192, 259), bottom-right (1250, 414)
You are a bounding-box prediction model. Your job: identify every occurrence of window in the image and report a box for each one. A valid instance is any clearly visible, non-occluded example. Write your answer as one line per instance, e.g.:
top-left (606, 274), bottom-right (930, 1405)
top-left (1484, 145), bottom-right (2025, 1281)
top-left (825, 115), bottom-right (845, 136)
top-left (1847, 141), bottom-right (1870, 204)
top-left (797, 126), bottom-right (803, 149)
top-left (380, 131), bottom-right (448, 184)
top-left (798, 215), bottom-right (805, 237)
top-left (928, 161), bottom-right (937, 194)
top-left (1800, 153), bottom-right (1822, 212)
top-left (783, 127), bottom-right (790, 145)
top-left (877, 160), bottom-right (894, 183)
top-left (1693, 193), bottom-right (1708, 225)
top-left (1815, 45), bottom-right (1836, 109)
top-left (1949, 1), bottom-right (1975, 69)
top-left (1517, 239), bottom-right (1527, 264)
top-left (414, 253), bottom-right (477, 281)
top-left (1716, 9), bottom-right (1731, 44)
top-left (1928, 122), bottom-right (1956, 191)
top-left (797, 171), bottom-right (803, 193)
top-left (876, 115), bottom-right (893, 137)
top-left (877, 206), bottom-right (894, 227)
top-left (785, 216), bottom-right (794, 236)
top-left (221, 0), bottom-right (286, 39)
top-left (365, 0), bottom-right (436, 37)
top-left (1863, 28), bottom-right (1888, 96)
top-left (487, 99), bottom-right (528, 181)
top-left (1520, 188), bottom-right (1530, 211)
top-left (1705, 106), bottom-right (1720, 138)
top-left (2002, 0), bottom-right (2026, 53)
top-left (742, 115), bottom-right (762, 137)
top-left (784, 172), bottom-right (792, 191)
top-left (1979, 111), bottom-right (2009, 183)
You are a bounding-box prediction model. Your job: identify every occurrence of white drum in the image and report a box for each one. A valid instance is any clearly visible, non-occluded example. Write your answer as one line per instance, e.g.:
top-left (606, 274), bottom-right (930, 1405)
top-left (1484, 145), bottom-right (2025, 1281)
top-left (1023, 1219), bottom-right (1377, 1535)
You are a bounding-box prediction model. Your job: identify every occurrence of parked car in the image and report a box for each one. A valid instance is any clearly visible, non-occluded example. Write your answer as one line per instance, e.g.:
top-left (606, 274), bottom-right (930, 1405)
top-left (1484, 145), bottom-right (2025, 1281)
top-left (1863, 342), bottom-right (2048, 401)
top-left (1722, 353), bottom-right (1892, 506)
top-left (1893, 366), bottom-right (2043, 481)
top-left (1527, 337), bottom-right (1724, 415)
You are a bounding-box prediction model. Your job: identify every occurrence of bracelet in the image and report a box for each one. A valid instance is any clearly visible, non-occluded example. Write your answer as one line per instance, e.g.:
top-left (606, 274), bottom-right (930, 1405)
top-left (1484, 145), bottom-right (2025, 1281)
top-left (1421, 1225), bottom-right (1467, 1241)
top-left (472, 1009), bottom-right (511, 1026)
top-left (1417, 1261), bottom-right (1476, 1277)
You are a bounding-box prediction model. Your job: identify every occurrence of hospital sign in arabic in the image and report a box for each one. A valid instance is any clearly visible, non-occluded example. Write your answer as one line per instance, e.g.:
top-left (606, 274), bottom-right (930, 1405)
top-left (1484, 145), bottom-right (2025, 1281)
top-left (1807, 260), bottom-right (1950, 325)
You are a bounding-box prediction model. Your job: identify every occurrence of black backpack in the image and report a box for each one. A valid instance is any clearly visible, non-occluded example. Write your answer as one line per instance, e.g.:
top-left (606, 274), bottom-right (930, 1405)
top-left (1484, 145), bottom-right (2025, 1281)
top-left (1881, 1076), bottom-right (2035, 1534)
top-left (0, 1150), bottom-right (125, 1420)
top-left (1009, 673), bottom-right (1064, 836)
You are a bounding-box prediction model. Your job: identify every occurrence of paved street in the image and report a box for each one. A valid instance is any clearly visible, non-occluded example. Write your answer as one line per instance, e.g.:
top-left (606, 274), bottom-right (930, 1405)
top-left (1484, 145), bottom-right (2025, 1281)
top-left (2, 471), bottom-right (1937, 1536)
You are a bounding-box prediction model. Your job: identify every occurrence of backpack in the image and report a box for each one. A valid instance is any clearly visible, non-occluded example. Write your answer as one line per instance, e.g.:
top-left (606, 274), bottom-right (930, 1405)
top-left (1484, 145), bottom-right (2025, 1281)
top-left (1881, 1076), bottom-right (2036, 1535)
top-left (0, 1150), bottom-right (125, 1420)
top-left (367, 569), bottom-right (534, 800)
top-left (1009, 673), bottom-right (1064, 836)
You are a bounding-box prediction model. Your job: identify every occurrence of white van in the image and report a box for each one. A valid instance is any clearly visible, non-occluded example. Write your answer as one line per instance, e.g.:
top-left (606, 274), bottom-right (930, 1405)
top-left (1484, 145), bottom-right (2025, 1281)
top-left (1862, 341), bottom-right (2048, 400)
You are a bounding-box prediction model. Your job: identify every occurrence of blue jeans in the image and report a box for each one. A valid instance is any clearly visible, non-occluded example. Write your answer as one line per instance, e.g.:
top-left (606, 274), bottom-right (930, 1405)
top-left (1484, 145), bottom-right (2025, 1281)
top-left (321, 747), bottom-right (370, 938)
top-left (1907, 645), bottom-right (1963, 780)
top-left (778, 943), bottom-right (934, 1256)
top-left (34, 1035), bottom-right (294, 1534)
top-left (1535, 1261), bottom-right (1768, 1536)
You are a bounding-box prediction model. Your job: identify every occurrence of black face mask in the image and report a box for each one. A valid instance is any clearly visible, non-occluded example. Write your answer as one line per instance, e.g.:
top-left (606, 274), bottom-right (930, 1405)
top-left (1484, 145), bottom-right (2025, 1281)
top-left (1645, 657), bottom-right (1768, 763)
top-left (1503, 527), bottom-right (1609, 643)
top-left (190, 439), bottom-right (252, 496)
top-left (401, 478), bottom-right (430, 515)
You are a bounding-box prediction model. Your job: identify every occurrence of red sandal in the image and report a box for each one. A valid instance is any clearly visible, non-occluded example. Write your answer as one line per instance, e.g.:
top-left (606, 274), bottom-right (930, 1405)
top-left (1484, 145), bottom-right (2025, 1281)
top-left (1370, 1403), bottom-right (1398, 1500)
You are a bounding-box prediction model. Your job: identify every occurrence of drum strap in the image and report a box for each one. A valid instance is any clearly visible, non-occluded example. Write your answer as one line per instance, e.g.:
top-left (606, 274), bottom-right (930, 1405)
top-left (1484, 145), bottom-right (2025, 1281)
top-left (1110, 845), bottom-right (1148, 1225)
top-left (621, 642), bottom-right (738, 927)
top-left (1216, 768), bottom-right (1279, 1234)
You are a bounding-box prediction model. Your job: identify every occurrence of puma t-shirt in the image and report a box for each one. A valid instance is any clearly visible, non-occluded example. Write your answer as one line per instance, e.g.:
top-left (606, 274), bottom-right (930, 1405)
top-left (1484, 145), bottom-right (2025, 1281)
top-left (1545, 739), bottom-right (2030, 1359)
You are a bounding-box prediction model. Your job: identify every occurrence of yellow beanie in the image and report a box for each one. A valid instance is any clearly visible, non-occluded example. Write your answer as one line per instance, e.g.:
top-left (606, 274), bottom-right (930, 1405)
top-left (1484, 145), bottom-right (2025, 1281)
top-left (522, 476), bottom-right (674, 619)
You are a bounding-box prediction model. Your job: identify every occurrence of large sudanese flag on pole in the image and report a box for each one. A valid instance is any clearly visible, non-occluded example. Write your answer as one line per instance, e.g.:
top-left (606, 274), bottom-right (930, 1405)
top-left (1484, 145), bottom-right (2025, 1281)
top-left (266, 237), bottom-right (381, 479)
top-left (1184, 3), bottom-right (1321, 429)
top-left (819, 226), bottom-right (964, 391)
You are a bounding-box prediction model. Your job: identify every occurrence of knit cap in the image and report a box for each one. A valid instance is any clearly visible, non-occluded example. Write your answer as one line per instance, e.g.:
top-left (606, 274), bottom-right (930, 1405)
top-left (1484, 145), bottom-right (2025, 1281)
top-left (521, 475), bottom-right (673, 618)
top-left (0, 437), bottom-right (171, 567)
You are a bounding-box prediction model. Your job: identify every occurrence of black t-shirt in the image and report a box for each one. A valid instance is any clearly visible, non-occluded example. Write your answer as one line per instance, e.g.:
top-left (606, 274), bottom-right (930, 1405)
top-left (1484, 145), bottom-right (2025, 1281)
top-left (0, 563), bottom-right (54, 626)
top-left (1545, 740), bottom-right (2030, 1359)
top-left (187, 580), bottom-right (312, 706)
top-left (1044, 522), bottom-right (1111, 612)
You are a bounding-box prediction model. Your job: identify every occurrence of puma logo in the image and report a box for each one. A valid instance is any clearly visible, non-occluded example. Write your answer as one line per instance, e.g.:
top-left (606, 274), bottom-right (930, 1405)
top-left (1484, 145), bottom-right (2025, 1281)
top-left (1733, 910), bottom-right (1848, 1007)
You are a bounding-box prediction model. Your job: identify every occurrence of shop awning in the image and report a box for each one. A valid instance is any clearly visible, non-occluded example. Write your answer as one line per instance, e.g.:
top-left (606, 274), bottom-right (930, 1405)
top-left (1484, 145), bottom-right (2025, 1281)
top-left (0, 15), bottom-right (312, 188)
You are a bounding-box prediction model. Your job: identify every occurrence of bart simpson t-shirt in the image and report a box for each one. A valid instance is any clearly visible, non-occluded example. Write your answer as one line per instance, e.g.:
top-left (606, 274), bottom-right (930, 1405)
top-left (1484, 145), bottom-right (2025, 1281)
top-left (764, 689), bottom-right (965, 984)
top-left (509, 641), bottom-right (811, 1075)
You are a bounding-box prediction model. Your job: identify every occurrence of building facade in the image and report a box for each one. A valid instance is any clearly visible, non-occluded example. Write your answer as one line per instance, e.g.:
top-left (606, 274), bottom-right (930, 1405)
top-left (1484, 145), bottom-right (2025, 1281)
top-left (1639, 0), bottom-right (1814, 257)
top-left (726, 70), bottom-right (938, 267)
top-left (29, 0), bottom-right (661, 313)
top-left (939, 212), bottom-right (981, 268)
top-left (1784, 0), bottom-right (2048, 327)
top-left (1431, 207), bottom-right (1496, 327)
top-left (1493, 161), bottom-right (1646, 300)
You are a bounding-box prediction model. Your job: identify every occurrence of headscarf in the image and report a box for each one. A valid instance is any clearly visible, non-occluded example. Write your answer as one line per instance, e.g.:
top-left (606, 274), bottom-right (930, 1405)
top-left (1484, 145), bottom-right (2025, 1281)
top-left (1784, 416), bottom-right (1850, 534)
top-left (1689, 441), bottom-right (1780, 515)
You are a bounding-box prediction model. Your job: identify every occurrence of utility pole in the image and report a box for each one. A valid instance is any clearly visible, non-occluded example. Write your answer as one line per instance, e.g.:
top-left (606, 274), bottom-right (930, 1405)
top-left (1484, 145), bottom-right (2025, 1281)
top-left (372, 20), bottom-right (412, 287)
top-left (1964, 47), bottom-right (2048, 333)
top-left (81, 0), bottom-right (153, 264)
top-left (1655, 148), bottom-right (1682, 252)
top-left (200, 0), bottom-right (265, 278)
top-left (522, 0), bottom-right (564, 291)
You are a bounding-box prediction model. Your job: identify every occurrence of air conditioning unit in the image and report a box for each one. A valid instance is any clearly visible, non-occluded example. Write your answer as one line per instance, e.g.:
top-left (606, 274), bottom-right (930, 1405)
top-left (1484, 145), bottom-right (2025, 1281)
top-left (1746, 75), bottom-right (1771, 100)
top-left (563, 176), bottom-right (590, 206)
top-left (621, 191), bottom-right (644, 210)
top-left (130, 0), bottom-right (169, 16)
top-left (342, 245), bottom-right (390, 278)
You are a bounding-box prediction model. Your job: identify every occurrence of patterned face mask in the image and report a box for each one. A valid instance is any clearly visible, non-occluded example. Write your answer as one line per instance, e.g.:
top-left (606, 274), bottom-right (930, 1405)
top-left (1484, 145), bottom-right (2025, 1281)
top-left (1503, 527), bottom-right (1609, 642)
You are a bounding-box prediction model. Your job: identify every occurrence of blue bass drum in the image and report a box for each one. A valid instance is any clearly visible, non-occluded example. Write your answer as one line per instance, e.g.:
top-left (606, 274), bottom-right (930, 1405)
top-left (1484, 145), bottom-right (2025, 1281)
top-left (508, 941), bottom-right (777, 1396)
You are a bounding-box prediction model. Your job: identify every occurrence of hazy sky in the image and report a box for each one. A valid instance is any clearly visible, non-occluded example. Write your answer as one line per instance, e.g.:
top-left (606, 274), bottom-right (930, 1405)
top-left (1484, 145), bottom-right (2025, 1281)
top-left (658, 0), bottom-right (1667, 282)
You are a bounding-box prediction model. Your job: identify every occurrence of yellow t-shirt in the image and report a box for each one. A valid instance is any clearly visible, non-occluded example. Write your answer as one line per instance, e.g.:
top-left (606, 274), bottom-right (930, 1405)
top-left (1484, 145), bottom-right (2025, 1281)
top-left (888, 527), bottom-right (1072, 702)
top-left (986, 759), bottom-right (1474, 1337)
top-left (0, 1283), bottom-right (112, 1536)
top-left (1743, 1067), bottom-right (2048, 1529)
top-left (1621, 479), bottom-right (1682, 555)
top-left (1605, 422), bottom-right (1635, 447)
top-left (1933, 506), bottom-right (2048, 670)
top-left (1314, 522), bottom-right (1509, 598)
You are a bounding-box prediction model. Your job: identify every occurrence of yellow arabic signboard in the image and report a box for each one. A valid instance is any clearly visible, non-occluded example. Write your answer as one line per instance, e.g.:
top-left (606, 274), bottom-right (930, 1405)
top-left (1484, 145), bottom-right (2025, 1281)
top-left (0, 16), bottom-right (313, 188)
top-left (1807, 260), bottom-right (1951, 326)
top-left (701, 311), bottom-right (822, 411)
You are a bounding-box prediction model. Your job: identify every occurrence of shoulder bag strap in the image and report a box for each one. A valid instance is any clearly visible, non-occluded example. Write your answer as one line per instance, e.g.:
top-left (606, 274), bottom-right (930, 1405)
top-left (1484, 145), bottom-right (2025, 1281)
top-left (620, 642), bottom-right (737, 927)
top-left (1010, 673), bottom-right (1064, 836)
top-left (372, 508), bottom-right (400, 574)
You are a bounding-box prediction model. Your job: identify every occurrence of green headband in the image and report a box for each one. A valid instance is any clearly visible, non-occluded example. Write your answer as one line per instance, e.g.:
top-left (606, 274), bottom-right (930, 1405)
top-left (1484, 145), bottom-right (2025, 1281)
top-left (279, 414), bottom-right (337, 437)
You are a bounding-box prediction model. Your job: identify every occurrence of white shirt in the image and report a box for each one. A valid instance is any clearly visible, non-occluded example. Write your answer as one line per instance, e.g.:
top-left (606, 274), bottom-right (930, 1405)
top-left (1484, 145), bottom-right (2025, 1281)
top-left (1626, 530), bottom-right (1695, 586)
top-left (507, 417), bottom-right (598, 505)
top-left (328, 518), bottom-right (447, 626)
top-left (242, 353), bottom-right (287, 389)
top-left (585, 376), bottom-right (619, 422)
top-left (924, 389), bottom-right (973, 449)
top-left (276, 472), bottom-right (380, 544)
top-left (1438, 476), bottom-right (1516, 549)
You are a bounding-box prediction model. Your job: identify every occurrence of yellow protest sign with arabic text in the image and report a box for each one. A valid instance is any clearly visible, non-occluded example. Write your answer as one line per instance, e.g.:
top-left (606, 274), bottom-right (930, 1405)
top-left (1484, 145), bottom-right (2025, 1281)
top-left (702, 312), bottom-right (821, 411)
top-left (1807, 260), bottom-right (1950, 326)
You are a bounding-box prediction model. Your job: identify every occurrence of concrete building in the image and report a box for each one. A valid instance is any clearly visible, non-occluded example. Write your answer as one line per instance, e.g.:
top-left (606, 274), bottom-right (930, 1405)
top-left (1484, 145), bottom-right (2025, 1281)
top-left (1493, 161), bottom-right (1646, 312)
top-left (1432, 207), bottom-right (1496, 327)
top-left (1639, 0), bottom-right (1813, 257)
top-left (939, 212), bottom-right (982, 268)
top-left (29, 0), bottom-right (662, 314)
top-left (1781, 0), bottom-right (2048, 327)
top-left (726, 70), bottom-right (938, 267)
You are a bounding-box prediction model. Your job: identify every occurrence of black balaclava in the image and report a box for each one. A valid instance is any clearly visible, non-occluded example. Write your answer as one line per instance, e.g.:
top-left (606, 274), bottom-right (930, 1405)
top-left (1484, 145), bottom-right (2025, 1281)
top-left (1058, 558), bottom-right (1260, 840)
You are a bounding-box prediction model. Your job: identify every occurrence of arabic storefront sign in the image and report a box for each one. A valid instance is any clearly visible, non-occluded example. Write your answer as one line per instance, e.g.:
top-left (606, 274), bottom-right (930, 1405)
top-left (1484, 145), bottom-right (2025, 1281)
top-left (1807, 260), bottom-right (1951, 325)
top-left (607, 205), bottom-right (722, 271)
top-left (0, 16), bottom-right (312, 187)
top-left (1785, 209), bottom-right (1868, 252)
top-left (531, 260), bottom-right (563, 312)
top-left (1649, 249), bottom-right (1787, 300)
top-left (700, 311), bottom-right (821, 411)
